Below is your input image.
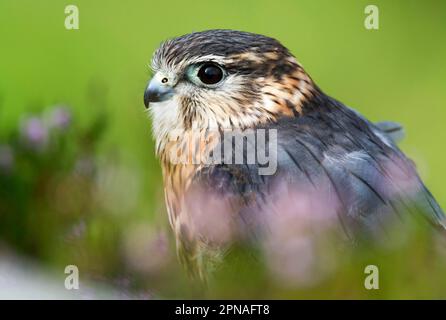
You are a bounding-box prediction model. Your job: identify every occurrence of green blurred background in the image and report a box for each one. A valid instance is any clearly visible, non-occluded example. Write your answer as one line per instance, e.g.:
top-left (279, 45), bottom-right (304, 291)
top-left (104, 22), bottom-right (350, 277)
top-left (0, 0), bottom-right (445, 298)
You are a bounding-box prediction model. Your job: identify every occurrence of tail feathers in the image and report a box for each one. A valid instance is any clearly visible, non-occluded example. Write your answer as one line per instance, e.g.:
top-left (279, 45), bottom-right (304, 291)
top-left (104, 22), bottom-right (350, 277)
top-left (419, 185), bottom-right (446, 230)
top-left (375, 121), bottom-right (405, 144)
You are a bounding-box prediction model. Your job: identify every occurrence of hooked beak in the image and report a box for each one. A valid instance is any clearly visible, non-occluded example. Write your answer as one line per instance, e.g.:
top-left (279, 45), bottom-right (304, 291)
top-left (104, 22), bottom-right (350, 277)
top-left (144, 77), bottom-right (175, 108)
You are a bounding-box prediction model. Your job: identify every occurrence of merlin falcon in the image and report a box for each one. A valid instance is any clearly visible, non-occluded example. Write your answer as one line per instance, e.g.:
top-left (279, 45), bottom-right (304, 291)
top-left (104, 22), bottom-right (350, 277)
top-left (143, 30), bottom-right (445, 280)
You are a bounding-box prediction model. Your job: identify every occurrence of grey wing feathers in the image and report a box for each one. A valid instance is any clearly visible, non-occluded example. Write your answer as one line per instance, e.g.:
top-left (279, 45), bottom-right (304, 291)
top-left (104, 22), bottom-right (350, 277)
top-left (274, 106), bottom-right (445, 236)
top-left (346, 106), bottom-right (405, 144)
top-left (194, 103), bottom-right (445, 242)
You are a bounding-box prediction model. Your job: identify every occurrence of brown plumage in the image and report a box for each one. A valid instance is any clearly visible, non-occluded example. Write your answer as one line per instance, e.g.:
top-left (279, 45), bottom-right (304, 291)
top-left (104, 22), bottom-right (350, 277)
top-left (147, 30), bottom-right (320, 279)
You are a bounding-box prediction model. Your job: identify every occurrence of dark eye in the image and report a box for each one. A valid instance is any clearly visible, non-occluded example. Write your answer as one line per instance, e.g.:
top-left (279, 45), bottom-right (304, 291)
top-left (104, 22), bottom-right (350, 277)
top-left (197, 63), bottom-right (224, 85)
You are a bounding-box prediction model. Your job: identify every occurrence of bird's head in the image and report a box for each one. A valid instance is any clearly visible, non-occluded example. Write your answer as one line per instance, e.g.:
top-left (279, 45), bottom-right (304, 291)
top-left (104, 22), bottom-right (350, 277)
top-left (144, 29), bottom-right (318, 156)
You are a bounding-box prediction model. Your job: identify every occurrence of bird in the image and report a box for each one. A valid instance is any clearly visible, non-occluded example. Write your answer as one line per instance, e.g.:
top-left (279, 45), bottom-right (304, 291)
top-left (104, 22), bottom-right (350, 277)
top-left (143, 29), bottom-right (445, 281)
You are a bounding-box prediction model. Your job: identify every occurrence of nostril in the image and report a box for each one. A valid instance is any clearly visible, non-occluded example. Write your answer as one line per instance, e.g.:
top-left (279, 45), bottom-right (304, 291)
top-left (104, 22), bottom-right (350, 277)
top-left (161, 77), bottom-right (168, 84)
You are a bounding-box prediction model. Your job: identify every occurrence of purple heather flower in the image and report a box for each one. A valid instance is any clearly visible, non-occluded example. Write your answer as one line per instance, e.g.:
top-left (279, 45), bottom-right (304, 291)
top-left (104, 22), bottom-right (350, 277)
top-left (260, 182), bottom-right (340, 287)
top-left (20, 116), bottom-right (49, 151)
top-left (50, 106), bottom-right (72, 130)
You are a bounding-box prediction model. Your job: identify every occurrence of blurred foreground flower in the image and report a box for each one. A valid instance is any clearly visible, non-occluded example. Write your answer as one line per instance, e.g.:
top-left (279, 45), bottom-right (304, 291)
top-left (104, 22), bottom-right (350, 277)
top-left (0, 104), bottom-right (107, 271)
top-left (261, 184), bottom-right (340, 287)
top-left (20, 116), bottom-right (49, 151)
top-left (184, 186), bottom-right (235, 245)
top-left (123, 225), bottom-right (170, 275)
top-left (49, 106), bottom-right (72, 130)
